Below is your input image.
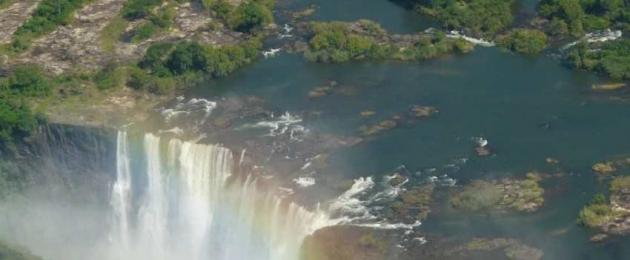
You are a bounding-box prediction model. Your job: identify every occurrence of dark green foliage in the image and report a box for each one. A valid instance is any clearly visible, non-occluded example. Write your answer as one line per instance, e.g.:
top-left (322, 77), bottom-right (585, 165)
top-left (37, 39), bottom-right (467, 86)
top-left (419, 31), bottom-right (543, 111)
top-left (539, 0), bottom-right (630, 37)
top-left (140, 39), bottom-right (261, 78)
top-left (93, 64), bottom-right (125, 90)
top-left (497, 29), bottom-right (548, 54)
top-left (548, 18), bottom-right (570, 36)
top-left (134, 38), bottom-right (262, 93)
top-left (591, 193), bottom-right (607, 205)
top-left (128, 3), bottom-right (176, 42)
top-left (121, 0), bottom-right (163, 20)
top-left (13, 0), bottom-right (91, 48)
top-left (0, 97), bottom-right (38, 149)
top-left (0, 66), bottom-right (48, 148)
top-left (305, 22), bottom-right (392, 62)
top-left (2, 66), bottom-right (50, 97)
top-left (139, 42), bottom-right (175, 76)
top-left (418, 0), bottom-right (514, 36)
top-left (304, 21), bottom-right (473, 63)
top-left (131, 22), bottom-right (159, 42)
top-left (210, 1), bottom-right (234, 20)
top-left (166, 42), bottom-right (208, 75)
top-left (228, 1), bottom-right (274, 33)
top-left (568, 40), bottom-right (630, 80)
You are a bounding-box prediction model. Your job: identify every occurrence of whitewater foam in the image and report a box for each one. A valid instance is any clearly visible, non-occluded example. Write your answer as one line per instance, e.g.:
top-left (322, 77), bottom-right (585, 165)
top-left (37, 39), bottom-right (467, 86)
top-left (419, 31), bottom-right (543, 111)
top-left (107, 132), bottom-right (333, 260)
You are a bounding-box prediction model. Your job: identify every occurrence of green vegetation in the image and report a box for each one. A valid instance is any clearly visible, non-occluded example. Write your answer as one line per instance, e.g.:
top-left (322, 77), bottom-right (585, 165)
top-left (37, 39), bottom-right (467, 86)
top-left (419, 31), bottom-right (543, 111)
top-left (99, 16), bottom-right (128, 52)
top-left (497, 29), bottom-right (548, 54)
top-left (417, 0), bottom-right (514, 37)
top-left (125, 1), bottom-right (177, 42)
top-left (578, 177), bottom-right (630, 229)
top-left (610, 176), bottom-right (630, 193)
top-left (203, 0), bottom-right (275, 33)
top-left (0, 0), bottom-right (14, 9)
top-left (121, 0), bottom-right (163, 20)
top-left (140, 39), bottom-right (260, 74)
top-left (12, 0), bottom-right (92, 51)
top-left (0, 66), bottom-right (48, 149)
top-left (568, 40), bottom-right (630, 80)
top-left (538, 0), bottom-right (630, 37)
top-left (228, 0), bottom-right (274, 33)
top-left (578, 193), bottom-right (617, 227)
top-left (304, 21), bottom-right (473, 63)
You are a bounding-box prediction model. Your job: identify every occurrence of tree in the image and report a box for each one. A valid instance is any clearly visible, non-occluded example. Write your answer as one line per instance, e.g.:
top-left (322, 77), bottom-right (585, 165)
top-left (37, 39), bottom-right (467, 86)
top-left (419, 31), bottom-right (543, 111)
top-left (229, 2), bottom-right (273, 33)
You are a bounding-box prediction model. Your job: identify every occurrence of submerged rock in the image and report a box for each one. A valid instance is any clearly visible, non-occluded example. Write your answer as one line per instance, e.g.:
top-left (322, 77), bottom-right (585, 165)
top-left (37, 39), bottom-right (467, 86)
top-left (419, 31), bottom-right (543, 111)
top-left (409, 105), bottom-right (438, 118)
top-left (592, 157), bottom-right (630, 175)
top-left (360, 110), bottom-right (376, 117)
top-left (590, 233), bottom-right (609, 242)
top-left (546, 157), bottom-right (560, 164)
top-left (475, 146), bottom-right (492, 156)
top-left (592, 83), bottom-right (626, 91)
top-left (360, 119), bottom-right (398, 136)
top-left (308, 81), bottom-right (337, 98)
top-left (593, 162), bottom-right (617, 175)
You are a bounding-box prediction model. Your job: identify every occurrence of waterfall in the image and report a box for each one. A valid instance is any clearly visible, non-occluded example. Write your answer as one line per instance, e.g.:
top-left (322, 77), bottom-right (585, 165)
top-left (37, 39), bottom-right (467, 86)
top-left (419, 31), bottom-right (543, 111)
top-left (110, 131), bottom-right (131, 249)
top-left (108, 131), bottom-right (332, 260)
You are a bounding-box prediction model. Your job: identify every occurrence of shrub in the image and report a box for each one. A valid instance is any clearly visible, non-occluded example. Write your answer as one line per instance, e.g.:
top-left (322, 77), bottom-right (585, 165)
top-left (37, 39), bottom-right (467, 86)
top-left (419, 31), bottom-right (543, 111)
top-left (418, 0), bottom-right (514, 37)
top-left (100, 16), bottom-right (128, 52)
top-left (228, 1), bottom-right (273, 33)
top-left (578, 202), bottom-right (615, 227)
top-left (121, 0), bottom-right (162, 20)
top-left (610, 176), bottom-right (630, 193)
top-left (139, 38), bottom-right (262, 79)
top-left (568, 40), bottom-right (630, 80)
top-left (129, 4), bottom-right (176, 42)
top-left (126, 66), bottom-right (152, 91)
top-left (498, 29), bottom-right (548, 54)
top-left (93, 64), bottom-right (126, 90)
top-left (131, 22), bottom-right (159, 43)
top-left (210, 0), bottom-right (233, 20)
top-left (305, 21), bottom-right (472, 63)
top-left (0, 96), bottom-right (38, 148)
top-left (166, 42), bottom-right (208, 75)
top-left (13, 0), bottom-right (91, 48)
top-left (3, 65), bottom-right (50, 97)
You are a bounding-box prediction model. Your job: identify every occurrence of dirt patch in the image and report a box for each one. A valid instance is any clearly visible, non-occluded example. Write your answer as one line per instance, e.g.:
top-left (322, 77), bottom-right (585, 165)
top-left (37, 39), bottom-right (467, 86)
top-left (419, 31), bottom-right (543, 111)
top-left (0, 0), bottom-right (41, 44)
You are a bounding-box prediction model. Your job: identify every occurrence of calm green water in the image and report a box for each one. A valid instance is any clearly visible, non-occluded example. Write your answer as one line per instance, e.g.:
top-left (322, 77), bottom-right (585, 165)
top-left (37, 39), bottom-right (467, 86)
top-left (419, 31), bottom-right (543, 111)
top-left (190, 1), bottom-right (630, 259)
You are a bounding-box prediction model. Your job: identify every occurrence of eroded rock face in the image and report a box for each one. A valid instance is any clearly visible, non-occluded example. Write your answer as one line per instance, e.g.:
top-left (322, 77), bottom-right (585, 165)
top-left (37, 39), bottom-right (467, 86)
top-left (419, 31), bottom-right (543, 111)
top-left (0, 0), bottom-right (41, 44)
top-left (2, 124), bottom-right (116, 202)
